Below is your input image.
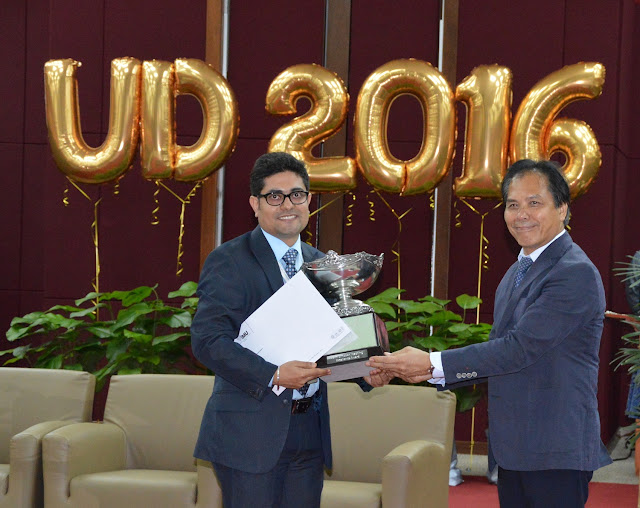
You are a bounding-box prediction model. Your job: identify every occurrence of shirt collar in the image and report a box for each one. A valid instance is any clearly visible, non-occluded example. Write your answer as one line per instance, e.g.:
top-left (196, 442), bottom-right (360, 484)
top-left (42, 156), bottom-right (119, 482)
top-left (518, 229), bottom-right (566, 263)
top-left (260, 229), bottom-right (302, 269)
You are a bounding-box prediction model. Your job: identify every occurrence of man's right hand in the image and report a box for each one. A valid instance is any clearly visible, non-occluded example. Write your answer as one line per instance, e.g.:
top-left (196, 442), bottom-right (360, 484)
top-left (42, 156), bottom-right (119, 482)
top-left (273, 361), bottom-right (331, 390)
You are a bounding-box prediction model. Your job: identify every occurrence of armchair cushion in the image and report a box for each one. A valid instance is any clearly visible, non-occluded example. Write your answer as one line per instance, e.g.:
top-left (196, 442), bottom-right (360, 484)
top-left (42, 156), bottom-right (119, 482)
top-left (70, 470), bottom-right (196, 507)
top-left (320, 481), bottom-right (381, 508)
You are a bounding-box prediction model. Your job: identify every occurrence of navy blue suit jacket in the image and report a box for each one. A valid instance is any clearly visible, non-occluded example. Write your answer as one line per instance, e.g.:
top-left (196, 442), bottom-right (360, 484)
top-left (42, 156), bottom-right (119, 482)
top-left (191, 226), bottom-right (331, 473)
top-left (442, 233), bottom-right (611, 471)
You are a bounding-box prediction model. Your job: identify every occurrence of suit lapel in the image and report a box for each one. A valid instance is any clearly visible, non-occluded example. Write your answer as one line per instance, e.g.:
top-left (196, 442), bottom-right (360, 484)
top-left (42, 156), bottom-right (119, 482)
top-left (301, 242), bottom-right (321, 262)
top-left (493, 262), bottom-right (518, 329)
top-left (249, 226), bottom-right (284, 293)
top-left (493, 233), bottom-right (573, 334)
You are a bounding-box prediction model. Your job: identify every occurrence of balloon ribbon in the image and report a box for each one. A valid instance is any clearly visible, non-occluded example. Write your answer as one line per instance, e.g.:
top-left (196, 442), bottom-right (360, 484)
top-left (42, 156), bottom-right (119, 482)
top-left (153, 181), bottom-right (202, 276)
top-left (64, 177), bottom-right (102, 317)
top-left (371, 190), bottom-right (412, 291)
top-left (456, 197), bottom-right (502, 462)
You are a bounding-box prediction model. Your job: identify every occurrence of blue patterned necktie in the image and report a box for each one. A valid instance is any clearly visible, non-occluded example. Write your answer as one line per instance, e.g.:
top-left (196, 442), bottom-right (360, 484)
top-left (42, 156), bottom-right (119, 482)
top-left (282, 248), bottom-right (298, 279)
top-left (514, 256), bottom-right (533, 289)
top-left (282, 248), bottom-right (309, 396)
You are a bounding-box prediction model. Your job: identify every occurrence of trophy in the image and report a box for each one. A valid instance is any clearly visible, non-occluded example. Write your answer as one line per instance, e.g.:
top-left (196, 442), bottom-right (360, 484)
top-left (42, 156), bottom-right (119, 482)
top-left (302, 251), bottom-right (389, 382)
top-left (302, 250), bottom-right (384, 317)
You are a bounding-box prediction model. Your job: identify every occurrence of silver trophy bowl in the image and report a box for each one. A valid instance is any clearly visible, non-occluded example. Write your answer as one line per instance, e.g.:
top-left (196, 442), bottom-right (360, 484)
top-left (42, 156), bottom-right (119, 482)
top-left (301, 251), bottom-right (384, 316)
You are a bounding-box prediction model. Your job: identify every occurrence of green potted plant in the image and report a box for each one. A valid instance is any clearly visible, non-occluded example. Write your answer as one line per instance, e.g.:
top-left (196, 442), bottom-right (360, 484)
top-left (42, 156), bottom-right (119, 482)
top-left (364, 287), bottom-right (492, 411)
top-left (1, 281), bottom-right (203, 390)
top-left (613, 252), bottom-right (640, 437)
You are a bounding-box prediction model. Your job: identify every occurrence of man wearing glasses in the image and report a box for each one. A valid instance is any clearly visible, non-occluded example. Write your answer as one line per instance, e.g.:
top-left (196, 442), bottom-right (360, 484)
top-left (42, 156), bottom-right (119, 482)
top-left (191, 152), bottom-right (388, 507)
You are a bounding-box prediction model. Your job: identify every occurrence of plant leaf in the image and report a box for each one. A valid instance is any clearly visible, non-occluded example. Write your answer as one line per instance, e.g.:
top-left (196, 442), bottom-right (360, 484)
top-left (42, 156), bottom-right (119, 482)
top-left (113, 304), bottom-right (155, 330)
top-left (86, 326), bottom-right (114, 338)
top-left (453, 387), bottom-right (485, 413)
top-left (418, 295), bottom-right (451, 306)
top-left (118, 367), bottom-right (142, 375)
top-left (456, 294), bottom-right (482, 310)
top-left (426, 311), bottom-right (462, 326)
top-left (39, 354), bottom-right (64, 370)
top-left (106, 340), bottom-right (129, 362)
top-left (168, 281), bottom-right (198, 298)
top-left (10, 345), bottom-right (32, 358)
top-left (181, 297), bottom-right (199, 309)
top-left (123, 330), bottom-right (152, 343)
top-left (415, 335), bottom-right (452, 351)
top-left (365, 287), bottom-right (404, 303)
top-left (152, 332), bottom-right (188, 345)
top-left (448, 323), bottom-right (471, 333)
top-left (395, 300), bottom-right (442, 314)
top-left (102, 286), bottom-right (156, 307)
top-left (63, 364), bottom-right (84, 371)
top-left (367, 302), bottom-right (396, 318)
top-left (160, 311), bottom-right (192, 328)
top-left (69, 305), bottom-right (105, 318)
top-left (75, 292), bottom-right (101, 306)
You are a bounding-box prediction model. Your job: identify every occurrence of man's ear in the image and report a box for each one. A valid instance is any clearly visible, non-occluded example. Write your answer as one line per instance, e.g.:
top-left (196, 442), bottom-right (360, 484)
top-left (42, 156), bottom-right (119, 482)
top-left (249, 195), bottom-right (259, 217)
top-left (558, 202), bottom-right (568, 223)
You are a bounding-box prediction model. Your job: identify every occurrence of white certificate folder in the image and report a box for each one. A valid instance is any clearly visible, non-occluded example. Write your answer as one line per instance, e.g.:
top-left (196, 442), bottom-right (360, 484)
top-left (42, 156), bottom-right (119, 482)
top-left (234, 271), bottom-right (353, 368)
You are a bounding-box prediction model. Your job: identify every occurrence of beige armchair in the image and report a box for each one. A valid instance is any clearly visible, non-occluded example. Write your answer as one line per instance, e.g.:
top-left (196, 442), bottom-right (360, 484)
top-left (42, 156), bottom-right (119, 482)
top-left (0, 367), bottom-right (95, 508)
top-left (322, 383), bottom-right (456, 508)
top-left (42, 374), bottom-right (221, 508)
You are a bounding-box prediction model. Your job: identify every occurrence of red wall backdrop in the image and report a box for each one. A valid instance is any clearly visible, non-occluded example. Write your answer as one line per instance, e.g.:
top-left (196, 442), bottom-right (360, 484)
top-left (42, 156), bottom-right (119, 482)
top-left (2, 0), bottom-right (640, 443)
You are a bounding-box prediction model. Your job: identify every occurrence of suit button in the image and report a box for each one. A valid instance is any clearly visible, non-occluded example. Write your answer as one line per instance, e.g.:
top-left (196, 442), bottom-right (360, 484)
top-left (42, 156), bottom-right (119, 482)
top-left (282, 399), bottom-right (289, 405)
top-left (456, 373), bottom-right (462, 379)
top-left (472, 372), bottom-right (477, 378)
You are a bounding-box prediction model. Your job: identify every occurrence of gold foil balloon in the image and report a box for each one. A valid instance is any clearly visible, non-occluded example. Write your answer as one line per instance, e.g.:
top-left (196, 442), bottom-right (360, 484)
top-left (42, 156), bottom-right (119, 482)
top-left (172, 58), bottom-right (239, 182)
top-left (44, 58), bottom-right (141, 184)
top-left (140, 60), bottom-right (175, 179)
top-left (546, 119), bottom-right (602, 198)
top-left (455, 65), bottom-right (512, 198)
top-left (510, 62), bottom-right (605, 199)
top-left (266, 63), bottom-right (355, 192)
top-left (354, 59), bottom-right (456, 196)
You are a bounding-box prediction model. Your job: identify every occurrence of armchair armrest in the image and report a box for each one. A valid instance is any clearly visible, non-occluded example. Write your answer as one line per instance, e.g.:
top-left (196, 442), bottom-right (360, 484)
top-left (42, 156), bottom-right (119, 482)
top-left (3, 421), bottom-right (78, 508)
top-left (43, 422), bottom-right (126, 507)
top-left (381, 440), bottom-right (449, 508)
top-left (11, 420), bottom-right (74, 463)
top-left (195, 459), bottom-right (223, 508)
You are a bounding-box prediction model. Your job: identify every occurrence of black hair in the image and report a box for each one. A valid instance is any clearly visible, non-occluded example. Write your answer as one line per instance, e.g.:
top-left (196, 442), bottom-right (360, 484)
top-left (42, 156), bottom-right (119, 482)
top-left (249, 152), bottom-right (310, 195)
top-left (501, 159), bottom-right (571, 226)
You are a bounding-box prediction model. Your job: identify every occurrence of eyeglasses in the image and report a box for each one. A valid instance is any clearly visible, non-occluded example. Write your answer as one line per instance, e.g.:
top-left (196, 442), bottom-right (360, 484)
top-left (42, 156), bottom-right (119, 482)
top-left (256, 191), bottom-right (310, 206)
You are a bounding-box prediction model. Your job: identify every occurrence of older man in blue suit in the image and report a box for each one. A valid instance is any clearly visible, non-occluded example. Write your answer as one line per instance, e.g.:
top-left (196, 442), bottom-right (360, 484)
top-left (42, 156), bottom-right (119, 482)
top-left (368, 159), bottom-right (611, 507)
top-left (192, 152), bottom-right (388, 508)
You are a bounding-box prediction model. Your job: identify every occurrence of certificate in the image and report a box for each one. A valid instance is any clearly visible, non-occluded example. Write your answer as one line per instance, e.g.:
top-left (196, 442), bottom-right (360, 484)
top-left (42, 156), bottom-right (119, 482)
top-left (234, 271), bottom-right (353, 392)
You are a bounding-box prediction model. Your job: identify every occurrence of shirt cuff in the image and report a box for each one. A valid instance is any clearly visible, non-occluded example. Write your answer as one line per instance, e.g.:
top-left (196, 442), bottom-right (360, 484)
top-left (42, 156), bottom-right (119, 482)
top-left (429, 351), bottom-right (445, 381)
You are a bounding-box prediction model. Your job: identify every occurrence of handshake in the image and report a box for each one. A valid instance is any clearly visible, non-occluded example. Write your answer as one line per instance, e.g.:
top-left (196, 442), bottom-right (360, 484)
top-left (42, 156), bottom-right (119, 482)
top-left (273, 346), bottom-right (438, 390)
top-left (366, 346), bottom-right (437, 384)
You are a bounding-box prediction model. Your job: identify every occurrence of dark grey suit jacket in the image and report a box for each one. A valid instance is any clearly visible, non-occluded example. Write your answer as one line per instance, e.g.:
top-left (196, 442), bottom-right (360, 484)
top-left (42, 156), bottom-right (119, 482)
top-left (442, 233), bottom-right (611, 471)
top-left (191, 226), bottom-right (331, 473)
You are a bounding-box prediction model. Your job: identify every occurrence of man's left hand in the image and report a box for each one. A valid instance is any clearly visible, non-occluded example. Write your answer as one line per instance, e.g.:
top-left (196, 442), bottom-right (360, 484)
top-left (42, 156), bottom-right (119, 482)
top-left (363, 369), bottom-right (394, 387)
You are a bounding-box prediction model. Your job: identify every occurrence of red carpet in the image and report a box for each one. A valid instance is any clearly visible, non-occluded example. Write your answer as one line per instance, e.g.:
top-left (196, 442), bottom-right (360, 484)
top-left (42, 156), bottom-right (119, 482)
top-left (448, 476), bottom-right (638, 507)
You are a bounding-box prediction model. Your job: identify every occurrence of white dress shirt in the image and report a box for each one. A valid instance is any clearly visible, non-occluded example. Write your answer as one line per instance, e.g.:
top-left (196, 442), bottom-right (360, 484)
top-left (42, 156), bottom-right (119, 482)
top-left (261, 229), bottom-right (318, 399)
